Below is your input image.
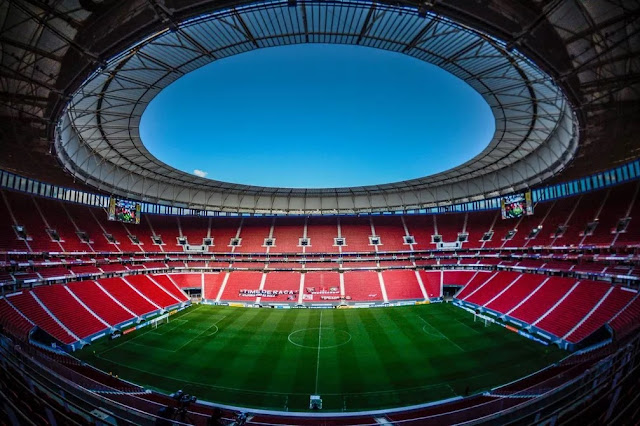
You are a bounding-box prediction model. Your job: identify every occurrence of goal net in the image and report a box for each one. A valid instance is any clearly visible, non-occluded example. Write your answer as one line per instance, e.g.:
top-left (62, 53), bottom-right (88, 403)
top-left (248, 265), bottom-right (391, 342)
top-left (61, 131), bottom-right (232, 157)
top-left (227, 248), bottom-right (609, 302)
top-left (474, 313), bottom-right (491, 327)
top-left (150, 313), bottom-right (170, 329)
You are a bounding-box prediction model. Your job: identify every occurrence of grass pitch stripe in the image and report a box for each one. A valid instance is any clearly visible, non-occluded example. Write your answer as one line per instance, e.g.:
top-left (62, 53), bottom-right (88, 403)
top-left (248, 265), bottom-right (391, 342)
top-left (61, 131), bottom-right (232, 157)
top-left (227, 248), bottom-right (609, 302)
top-left (315, 310), bottom-right (323, 394)
top-left (77, 304), bottom-right (565, 412)
top-left (418, 315), bottom-right (464, 351)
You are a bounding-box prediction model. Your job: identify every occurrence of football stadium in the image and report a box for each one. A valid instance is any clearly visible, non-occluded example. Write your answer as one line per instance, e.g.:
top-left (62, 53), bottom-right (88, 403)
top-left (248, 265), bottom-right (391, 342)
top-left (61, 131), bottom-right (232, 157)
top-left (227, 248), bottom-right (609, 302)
top-left (0, 1), bottom-right (639, 425)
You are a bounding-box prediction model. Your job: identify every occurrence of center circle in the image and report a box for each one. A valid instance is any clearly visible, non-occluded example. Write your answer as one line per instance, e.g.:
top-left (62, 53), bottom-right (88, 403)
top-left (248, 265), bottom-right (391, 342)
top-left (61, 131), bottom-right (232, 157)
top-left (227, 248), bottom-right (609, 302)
top-left (288, 327), bottom-right (352, 349)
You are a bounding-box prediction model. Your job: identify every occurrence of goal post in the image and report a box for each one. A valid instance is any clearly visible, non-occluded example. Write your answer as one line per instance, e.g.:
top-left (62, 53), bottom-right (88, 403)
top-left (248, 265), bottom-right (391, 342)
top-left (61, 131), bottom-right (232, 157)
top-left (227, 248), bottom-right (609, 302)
top-left (474, 313), bottom-right (491, 327)
top-left (150, 313), bottom-right (170, 329)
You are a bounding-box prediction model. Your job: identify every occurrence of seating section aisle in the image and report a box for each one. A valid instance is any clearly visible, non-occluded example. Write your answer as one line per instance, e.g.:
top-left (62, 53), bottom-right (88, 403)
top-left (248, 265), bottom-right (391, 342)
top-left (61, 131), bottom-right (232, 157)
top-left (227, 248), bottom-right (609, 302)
top-left (404, 215), bottom-right (434, 250)
top-left (454, 272), bottom-right (494, 300)
top-left (97, 278), bottom-right (158, 316)
top-left (59, 203), bottom-right (111, 251)
top-left (465, 211), bottom-right (497, 248)
top-left (504, 277), bottom-right (576, 325)
top-left (0, 297), bottom-right (33, 339)
top-left (9, 291), bottom-right (77, 344)
top-left (535, 280), bottom-right (609, 338)
top-left (305, 217), bottom-right (338, 253)
top-left (340, 217), bottom-right (373, 252)
top-left (219, 271), bottom-right (263, 301)
top-left (92, 210), bottom-right (142, 253)
top-left (566, 286), bottom-right (635, 343)
top-left (485, 274), bottom-right (548, 314)
top-left (269, 218), bottom-right (304, 254)
top-left (179, 216), bottom-right (207, 246)
top-left (436, 213), bottom-right (465, 243)
top-left (609, 294), bottom-right (640, 337)
top-left (584, 183), bottom-right (635, 245)
top-left (382, 270), bottom-right (424, 300)
top-left (418, 270), bottom-right (442, 298)
top-left (146, 215), bottom-right (180, 251)
top-left (343, 271), bottom-right (382, 301)
top-left (465, 271), bottom-right (520, 306)
top-left (35, 197), bottom-right (88, 252)
top-left (372, 216), bottom-right (409, 252)
top-left (442, 271), bottom-right (475, 286)
top-left (149, 275), bottom-right (189, 302)
top-left (3, 192), bottom-right (61, 253)
top-left (67, 281), bottom-right (135, 326)
top-left (201, 273), bottom-right (225, 300)
top-left (260, 272), bottom-right (300, 301)
top-left (32, 285), bottom-right (107, 339)
top-left (209, 218), bottom-right (241, 253)
top-left (124, 275), bottom-right (179, 308)
top-left (235, 218), bottom-right (270, 253)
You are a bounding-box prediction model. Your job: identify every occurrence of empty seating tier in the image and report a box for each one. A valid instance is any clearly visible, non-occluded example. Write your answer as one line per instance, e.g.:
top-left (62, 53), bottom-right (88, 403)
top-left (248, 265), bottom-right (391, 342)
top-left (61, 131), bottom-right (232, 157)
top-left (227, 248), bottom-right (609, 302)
top-left (566, 286), bottom-right (635, 343)
top-left (0, 297), bottom-right (33, 339)
top-left (485, 274), bottom-right (547, 314)
top-left (535, 280), bottom-right (609, 338)
top-left (382, 270), bottom-right (424, 300)
top-left (219, 271), bottom-right (263, 301)
top-left (67, 281), bottom-right (135, 326)
top-left (418, 270), bottom-right (442, 298)
top-left (32, 285), bottom-right (107, 339)
top-left (150, 275), bottom-right (189, 302)
top-left (260, 272), bottom-right (300, 302)
top-left (455, 272), bottom-right (494, 300)
top-left (97, 277), bottom-right (158, 316)
top-left (201, 273), bottom-right (225, 300)
top-left (465, 271), bottom-right (520, 306)
top-left (508, 277), bottom-right (576, 325)
top-left (9, 291), bottom-right (77, 344)
top-left (124, 275), bottom-right (180, 308)
top-left (343, 271), bottom-right (382, 301)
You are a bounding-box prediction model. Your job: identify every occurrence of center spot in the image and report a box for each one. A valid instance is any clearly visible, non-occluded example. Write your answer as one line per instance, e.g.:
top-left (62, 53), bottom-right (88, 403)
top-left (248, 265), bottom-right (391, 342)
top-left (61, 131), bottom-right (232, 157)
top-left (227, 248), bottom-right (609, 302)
top-left (288, 327), bottom-right (352, 349)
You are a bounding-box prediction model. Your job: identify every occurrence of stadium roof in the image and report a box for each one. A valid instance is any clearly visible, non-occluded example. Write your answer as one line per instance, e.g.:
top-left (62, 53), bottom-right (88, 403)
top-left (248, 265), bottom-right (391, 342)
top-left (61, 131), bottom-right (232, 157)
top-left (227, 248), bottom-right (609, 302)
top-left (1, 0), bottom-right (638, 214)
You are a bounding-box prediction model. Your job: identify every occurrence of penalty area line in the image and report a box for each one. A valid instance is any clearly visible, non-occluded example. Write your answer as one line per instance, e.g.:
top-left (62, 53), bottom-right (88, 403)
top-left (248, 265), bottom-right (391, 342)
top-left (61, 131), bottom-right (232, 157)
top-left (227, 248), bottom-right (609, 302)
top-left (417, 316), bottom-right (464, 352)
top-left (454, 317), bottom-right (481, 334)
top-left (170, 315), bottom-right (227, 353)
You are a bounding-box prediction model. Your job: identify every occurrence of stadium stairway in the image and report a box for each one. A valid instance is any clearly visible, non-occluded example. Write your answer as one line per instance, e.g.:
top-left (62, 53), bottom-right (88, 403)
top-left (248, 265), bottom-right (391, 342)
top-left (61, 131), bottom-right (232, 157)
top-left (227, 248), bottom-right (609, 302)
top-left (67, 281), bottom-right (137, 327)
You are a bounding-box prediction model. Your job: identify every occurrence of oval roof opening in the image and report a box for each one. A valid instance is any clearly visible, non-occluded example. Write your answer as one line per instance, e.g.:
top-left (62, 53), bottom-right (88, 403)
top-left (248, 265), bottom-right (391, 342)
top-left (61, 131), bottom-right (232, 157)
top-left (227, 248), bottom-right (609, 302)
top-left (140, 44), bottom-right (495, 188)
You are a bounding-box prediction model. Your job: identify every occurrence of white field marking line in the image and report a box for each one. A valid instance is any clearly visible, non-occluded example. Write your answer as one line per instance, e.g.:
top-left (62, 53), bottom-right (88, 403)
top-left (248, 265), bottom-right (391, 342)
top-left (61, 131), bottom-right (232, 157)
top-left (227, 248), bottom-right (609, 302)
top-left (454, 317), bottom-right (481, 335)
top-left (93, 345), bottom-right (540, 398)
top-left (418, 316), bottom-right (464, 352)
top-left (446, 384), bottom-right (458, 397)
top-left (126, 341), bottom-right (179, 353)
top-left (421, 326), bottom-right (445, 339)
top-left (170, 316), bottom-right (226, 353)
top-left (98, 305), bottom-right (204, 356)
top-left (287, 328), bottom-right (352, 349)
top-left (149, 319), bottom-right (188, 335)
top-left (315, 310), bottom-right (323, 394)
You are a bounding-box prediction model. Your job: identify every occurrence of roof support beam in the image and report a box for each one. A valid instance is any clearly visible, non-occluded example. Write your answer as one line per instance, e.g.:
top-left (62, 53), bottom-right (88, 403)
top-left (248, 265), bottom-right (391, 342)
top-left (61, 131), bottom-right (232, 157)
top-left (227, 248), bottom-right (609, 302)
top-left (564, 8), bottom-right (640, 45)
top-left (402, 17), bottom-right (438, 53)
top-left (356, 4), bottom-right (376, 45)
top-left (0, 37), bottom-right (63, 62)
top-left (233, 10), bottom-right (259, 48)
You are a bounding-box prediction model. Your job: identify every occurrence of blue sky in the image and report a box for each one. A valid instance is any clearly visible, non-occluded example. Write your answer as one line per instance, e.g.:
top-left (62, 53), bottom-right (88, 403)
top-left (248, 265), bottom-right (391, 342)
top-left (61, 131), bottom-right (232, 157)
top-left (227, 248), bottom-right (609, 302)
top-left (140, 44), bottom-right (495, 188)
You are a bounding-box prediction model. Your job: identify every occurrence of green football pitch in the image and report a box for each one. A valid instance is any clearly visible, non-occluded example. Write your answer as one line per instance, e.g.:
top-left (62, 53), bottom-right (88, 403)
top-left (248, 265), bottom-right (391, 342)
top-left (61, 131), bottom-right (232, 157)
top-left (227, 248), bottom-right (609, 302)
top-left (77, 303), bottom-right (564, 412)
